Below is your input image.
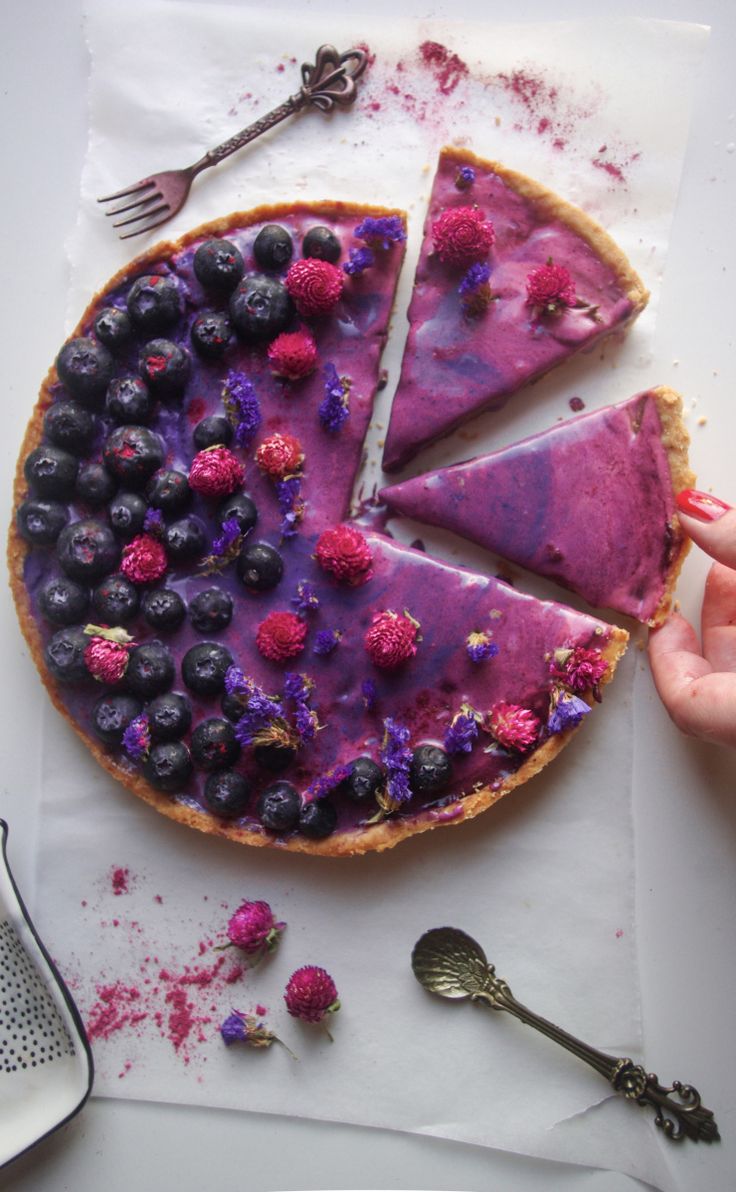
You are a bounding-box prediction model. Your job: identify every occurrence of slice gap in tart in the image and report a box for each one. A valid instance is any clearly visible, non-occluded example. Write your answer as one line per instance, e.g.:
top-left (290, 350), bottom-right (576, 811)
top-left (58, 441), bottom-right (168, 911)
top-left (382, 146), bottom-right (649, 473)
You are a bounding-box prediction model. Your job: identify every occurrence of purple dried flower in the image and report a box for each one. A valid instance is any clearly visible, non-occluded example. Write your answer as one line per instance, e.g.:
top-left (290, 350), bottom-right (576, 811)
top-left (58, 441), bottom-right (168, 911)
top-left (444, 705), bottom-right (480, 755)
top-left (291, 580), bottom-right (320, 616)
top-left (122, 713), bottom-right (151, 761)
top-left (313, 628), bottom-right (342, 656)
top-left (220, 1010), bottom-right (296, 1057)
top-left (318, 363), bottom-right (350, 433)
top-left (284, 672), bottom-right (319, 743)
top-left (458, 262), bottom-right (492, 296)
top-left (304, 764), bottom-right (351, 803)
top-left (466, 630), bottom-right (499, 663)
top-left (142, 507), bottom-right (165, 537)
top-left (547, 690), bottom-right (591, 734)
top-left (225, 669), bottom-right (285, 746)
top-left (380, 717), bottom-right (413, 805)
top-left (275, 476), bottom-right (304, 539)
top-left (343, 246), bottom-right (375, 276)
top-left (354, 215), bottom-right (407, 250)
top-left (222, 370), bottom-right (262, 447)
top-left (455, 164), bottom-right (476, 190)
top-left (361, 678), bottom-right (378, 710)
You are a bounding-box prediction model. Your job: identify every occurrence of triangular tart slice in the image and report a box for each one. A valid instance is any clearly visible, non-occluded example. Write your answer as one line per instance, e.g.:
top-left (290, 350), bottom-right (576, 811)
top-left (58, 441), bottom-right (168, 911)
top-left (382, 147), bottom-right (649, 472)
top-left (381, 387), bottom-right (693, 626)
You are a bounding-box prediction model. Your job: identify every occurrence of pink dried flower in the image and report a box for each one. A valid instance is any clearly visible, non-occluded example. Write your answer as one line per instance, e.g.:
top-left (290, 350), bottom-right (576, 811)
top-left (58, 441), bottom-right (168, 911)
top-left (550, 645), bottom-right (608, 698)
top-left (84, 636), bottom-right (130, 683)
top-left (487, 701), bottom-right (540, 752)
top-left (284, 965), bottom-right (340, 1033)
top-left (431, 206), bottom-right (495, 266)
top-left (120, 533), bottom-right (168, 584)
top-left (225, 900), bottom-right (285, 961)
top-left (526, 261), bottom-right (576, 312)
top-left (267, 329), bottom-right (318, 380)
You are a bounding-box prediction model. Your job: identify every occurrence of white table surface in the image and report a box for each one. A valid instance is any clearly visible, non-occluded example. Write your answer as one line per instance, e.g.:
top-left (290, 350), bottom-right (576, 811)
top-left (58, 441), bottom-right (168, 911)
top-left (1, 1), bottom-right (734, 1190)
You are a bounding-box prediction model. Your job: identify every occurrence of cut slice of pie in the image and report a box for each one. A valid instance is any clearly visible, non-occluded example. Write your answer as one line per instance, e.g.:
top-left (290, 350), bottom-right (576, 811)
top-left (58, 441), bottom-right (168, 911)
top-left (381, 387), bottom-right (693, 626)
top-left (382, 146), bottom-right (649, 473)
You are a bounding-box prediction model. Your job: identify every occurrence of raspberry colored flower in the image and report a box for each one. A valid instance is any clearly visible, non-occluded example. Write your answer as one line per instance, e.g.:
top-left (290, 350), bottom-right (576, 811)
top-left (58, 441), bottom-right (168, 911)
top-left (120, 533), bottom-right (168, 584)
top-left (526, 262), bottom-right (577, 312)
top-left (255, 432), bottom-right (304, 480)
top-left (488, 702), bottom-right (540, 752)
top-left (284, 965), bottom-right (340, 1026)
top-left (432, 206), bottom-right (495, 266)
top-left (550, 646), bottom-right (608, 696)
top-left (314, 524), bottom-right (373, 585)
top-left (225, 899), bottom-right (285, 960)
top-left (188, 446), bottom-right (245, 498)
top-left (83, 636), bottom-right (131, 683)
top-left (267, 329), bottom-right (318, 380)
top-left (256, 611), bottom-right (308, 662)
top-left (364, 610), bottom-right (419, 669)
top-left (285, 258), bottom-right (344, 317)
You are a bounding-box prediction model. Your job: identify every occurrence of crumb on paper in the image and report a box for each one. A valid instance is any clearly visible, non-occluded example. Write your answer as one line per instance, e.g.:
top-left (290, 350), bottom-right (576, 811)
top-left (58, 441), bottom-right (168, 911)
top-left (697, 417), bottom-right (707, 426)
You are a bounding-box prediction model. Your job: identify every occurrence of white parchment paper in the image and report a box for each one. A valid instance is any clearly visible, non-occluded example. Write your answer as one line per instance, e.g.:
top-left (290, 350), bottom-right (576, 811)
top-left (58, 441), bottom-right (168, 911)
top-left (32, 4), bottom-right (708, 1188)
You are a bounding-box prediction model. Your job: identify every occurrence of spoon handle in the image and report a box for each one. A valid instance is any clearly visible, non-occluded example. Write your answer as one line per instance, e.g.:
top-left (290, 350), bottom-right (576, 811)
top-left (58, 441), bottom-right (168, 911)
top-left (473, 981), bottom-right (719, 1143)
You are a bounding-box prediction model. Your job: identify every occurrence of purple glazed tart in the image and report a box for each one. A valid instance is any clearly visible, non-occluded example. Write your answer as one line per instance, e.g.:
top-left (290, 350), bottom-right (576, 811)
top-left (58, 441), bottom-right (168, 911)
top-left (9, 201), bottom-right (628, 857)
top-left (381, 387), bottom-right (694, 627)
top-left (382, 146), bottom-right (649, 473)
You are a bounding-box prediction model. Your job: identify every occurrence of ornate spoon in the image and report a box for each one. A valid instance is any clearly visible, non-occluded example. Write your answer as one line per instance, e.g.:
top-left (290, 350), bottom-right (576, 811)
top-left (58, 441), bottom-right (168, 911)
top-left (411, 926), bottom-right (719, 1144)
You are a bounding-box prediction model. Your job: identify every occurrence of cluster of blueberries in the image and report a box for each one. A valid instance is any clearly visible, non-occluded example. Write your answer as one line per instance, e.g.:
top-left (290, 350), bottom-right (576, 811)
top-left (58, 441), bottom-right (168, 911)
top-left (15, 221), bottom-right (454, 841)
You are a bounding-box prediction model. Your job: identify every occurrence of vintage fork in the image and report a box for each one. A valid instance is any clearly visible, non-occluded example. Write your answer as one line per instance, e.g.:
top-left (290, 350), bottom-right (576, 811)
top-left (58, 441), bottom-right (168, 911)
top-left (97, 44), bottom-right (368, 241)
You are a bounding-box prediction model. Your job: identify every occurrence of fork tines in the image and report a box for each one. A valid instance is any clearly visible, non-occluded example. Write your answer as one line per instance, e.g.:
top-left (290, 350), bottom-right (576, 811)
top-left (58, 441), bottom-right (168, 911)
top-left (98, 179), bottom-right (171, 240)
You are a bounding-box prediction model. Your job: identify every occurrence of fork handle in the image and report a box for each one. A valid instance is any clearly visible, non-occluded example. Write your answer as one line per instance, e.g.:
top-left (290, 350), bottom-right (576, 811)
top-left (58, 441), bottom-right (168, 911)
top-left (190, 43), bottom-right (367, 175)
top-left (472, 986), bottom-right (720, 1143)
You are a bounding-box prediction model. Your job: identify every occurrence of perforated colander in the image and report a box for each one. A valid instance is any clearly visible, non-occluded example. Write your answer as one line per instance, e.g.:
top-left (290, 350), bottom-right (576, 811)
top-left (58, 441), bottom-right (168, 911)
top-left (0, 819), bottom-right (93, 1167)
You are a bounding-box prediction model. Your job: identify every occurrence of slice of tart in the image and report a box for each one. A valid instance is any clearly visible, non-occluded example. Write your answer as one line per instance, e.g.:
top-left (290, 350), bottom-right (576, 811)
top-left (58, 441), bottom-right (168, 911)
top-left (381, 387), bottom-right (693, 626)
top-left (382, 147), bottom-right (649, 473)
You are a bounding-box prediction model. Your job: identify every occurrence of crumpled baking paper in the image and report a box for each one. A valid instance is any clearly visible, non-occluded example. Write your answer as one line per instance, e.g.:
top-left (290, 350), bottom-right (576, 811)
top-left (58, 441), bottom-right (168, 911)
top-left (30, 4), bottom-right (708, 1189)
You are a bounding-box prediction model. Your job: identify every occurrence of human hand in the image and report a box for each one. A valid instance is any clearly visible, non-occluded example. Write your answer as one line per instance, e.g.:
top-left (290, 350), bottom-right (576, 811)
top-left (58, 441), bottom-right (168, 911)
top-left (648, 489), bottom-right (736, 748)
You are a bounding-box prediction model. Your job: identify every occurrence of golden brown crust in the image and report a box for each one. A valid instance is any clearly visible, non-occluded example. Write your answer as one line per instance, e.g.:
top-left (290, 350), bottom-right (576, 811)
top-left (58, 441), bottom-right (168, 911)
top-left (646, 386), bottom-right (695, 627)
top-left (9, 195), bottom-right (630, 858)
top-left (438, 146), bottom-right (650, 316)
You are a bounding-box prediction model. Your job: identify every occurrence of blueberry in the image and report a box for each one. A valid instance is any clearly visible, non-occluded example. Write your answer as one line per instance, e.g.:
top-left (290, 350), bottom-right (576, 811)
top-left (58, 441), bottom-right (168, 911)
top-left (141, 587), bottom-right (186, 631)
top-left (92, 574), bottom-right (140, 624)
top-left (139, 339), bottom-right (191, 399)
top-left (229, 273), bottom-right (294, 342)
top-left (190, 312), bottom-right (233, 359)
top-left (103, 425), bottom-right (164, 488)
top-left (253, 224), bottom-right (294, 270)
top-left (108, 491), bottom-right (147, 540)
top-left (147, 692), bottom-right (192, 741)
top-left (193, 415), bottom-right (233, 451)
top-left (125, 641), bottom-right (175, 698)
top-left (24, 444), bottom-right (78, 500)
top-left (126, 274), bottom-right (182, 333)
top-left (75, 462), bottom-right (117, 508)
top-left (44, 626), bottom-right (91, 684)
top-left (203, 770), bottom-right (251, 819)
top-left (56, 518), bottom-right (120, 582)
top-left (190, 718), bottom-right (240, 771)
top-left (17, 499), bottom-right (68, 545)
top-left (221, 691), bottom-right (246, 723)
top-left (340, 756), bottom-right (383, 803)
top-left (218, 492), bottom-right (257, 535)
top-left (43, 401), bottom-right (95, 455)
top-left (39, 576), bottom-right (89, 625)
top-left (105, 376), bottom-right (152, 424)
top-left (145, 469), bottom-right (191, 515)
top-left (253, 741), bottom-right (297, 773)
top-left (409, 744), bottom-right (452, 795)
top-left (56, 337), bottom-right (114, 407)
top-left (182, 641), bottom-right (233, 695)
top-left (91, 692), bottom-right (142, 746)
top-left (189, 587), bottom-right (233, 633)
top-left (257, 781), bottom-right (300, 832)
top-left (94, 306), bottom-right (132, 351)
top-left (193, 239), bottom-right (244, 292)
top-left (299, 799), bottom-right (337, 839)
top-left (302, 226), bottom-right (341, 263)
top-left (236, 542), bottom-right (283, 591)
top-left (143, 741), bottom-right (193, 792)
top-left (164, 516), bottom-right (205, 561)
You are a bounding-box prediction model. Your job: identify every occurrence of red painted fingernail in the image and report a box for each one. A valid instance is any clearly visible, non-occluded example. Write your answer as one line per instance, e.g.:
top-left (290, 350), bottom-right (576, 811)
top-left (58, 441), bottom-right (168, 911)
top-left (676, 489), bottom-right (731, 522)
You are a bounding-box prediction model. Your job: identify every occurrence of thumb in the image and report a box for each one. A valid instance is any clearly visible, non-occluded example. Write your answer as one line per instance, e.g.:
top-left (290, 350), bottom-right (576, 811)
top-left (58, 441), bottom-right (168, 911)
top-left (676, 490), bottom-right (736, 571)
